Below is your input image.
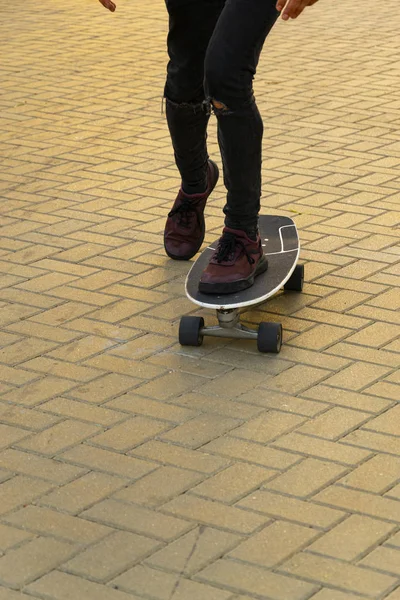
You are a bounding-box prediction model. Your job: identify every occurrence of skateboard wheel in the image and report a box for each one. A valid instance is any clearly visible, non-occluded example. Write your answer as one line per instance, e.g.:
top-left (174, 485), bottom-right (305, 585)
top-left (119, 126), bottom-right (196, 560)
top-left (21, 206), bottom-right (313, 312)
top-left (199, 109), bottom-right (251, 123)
top-left (257, 322), bottom-right (282, 353)
top-left (284, 264), bottom-right (304, 292)
top-left (179, 316), bottom-right (204, 347)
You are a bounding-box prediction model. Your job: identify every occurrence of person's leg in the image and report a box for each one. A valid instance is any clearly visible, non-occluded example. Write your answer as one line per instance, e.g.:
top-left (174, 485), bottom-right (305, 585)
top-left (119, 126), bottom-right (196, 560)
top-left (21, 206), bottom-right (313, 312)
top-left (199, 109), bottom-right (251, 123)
top-left (199, 0), bottom-right (280, 293)
top-left (164, 0), bottom-right (224, 194)
top-left (163, 0), bottom-right (224, 260)
top-left (204, 0), bottom-right (279, 235)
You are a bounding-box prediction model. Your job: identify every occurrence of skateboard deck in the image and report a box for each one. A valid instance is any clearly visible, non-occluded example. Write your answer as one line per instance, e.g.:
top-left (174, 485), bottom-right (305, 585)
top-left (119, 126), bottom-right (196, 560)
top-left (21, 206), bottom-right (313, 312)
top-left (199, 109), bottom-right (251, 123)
top-left (186, 215), bottom-right (300, 310)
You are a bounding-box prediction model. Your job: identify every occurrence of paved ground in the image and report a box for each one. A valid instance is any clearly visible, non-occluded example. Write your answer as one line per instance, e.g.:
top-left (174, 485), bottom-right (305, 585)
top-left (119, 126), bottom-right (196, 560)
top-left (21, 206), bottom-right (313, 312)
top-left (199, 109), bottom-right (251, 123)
top-left (0, 0), bottom-right (400, 598)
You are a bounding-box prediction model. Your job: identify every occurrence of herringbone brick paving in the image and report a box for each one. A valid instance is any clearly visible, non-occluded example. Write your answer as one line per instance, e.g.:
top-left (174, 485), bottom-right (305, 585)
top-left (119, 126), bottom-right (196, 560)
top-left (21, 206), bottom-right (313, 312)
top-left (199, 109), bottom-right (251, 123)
top-left (0, 0), bottom-right (399, 597)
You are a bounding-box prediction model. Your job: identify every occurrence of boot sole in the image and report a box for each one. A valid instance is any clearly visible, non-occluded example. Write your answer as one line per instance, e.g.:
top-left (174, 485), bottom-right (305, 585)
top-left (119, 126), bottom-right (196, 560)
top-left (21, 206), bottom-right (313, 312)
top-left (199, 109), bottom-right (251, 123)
top-left (164, 160), bottom-right (219, 261)
top-left (164, 224), bottom-right (205, 261)
top-left (199, 255), bottom-right (269, 295)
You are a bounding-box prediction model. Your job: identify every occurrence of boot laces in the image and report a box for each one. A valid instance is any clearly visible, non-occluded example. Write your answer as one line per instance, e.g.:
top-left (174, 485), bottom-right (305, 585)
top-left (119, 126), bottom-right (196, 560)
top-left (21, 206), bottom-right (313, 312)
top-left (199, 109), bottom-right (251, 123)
top-left (215, 232), bottom-right (255, 265)
top-left (168, 199), bottom-right (199, 228)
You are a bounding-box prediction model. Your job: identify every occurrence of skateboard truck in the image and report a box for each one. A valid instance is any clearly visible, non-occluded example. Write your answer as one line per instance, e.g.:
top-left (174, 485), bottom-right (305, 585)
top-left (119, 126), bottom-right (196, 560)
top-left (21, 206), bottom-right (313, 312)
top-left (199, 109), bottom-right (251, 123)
top-left (180, 307), bottom-right (284, 353)
top-left (201, 308), bottom-right (258, 340)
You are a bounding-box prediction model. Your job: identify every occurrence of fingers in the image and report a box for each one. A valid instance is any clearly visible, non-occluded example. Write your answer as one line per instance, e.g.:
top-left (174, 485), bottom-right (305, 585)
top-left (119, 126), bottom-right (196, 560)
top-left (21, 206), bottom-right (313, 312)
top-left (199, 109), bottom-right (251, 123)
top-left (99, 0), bottom-right (116, 12)
top-left (276, 0), bottom-right (288, 13)
top-left (280, 0), bottom-right (316, 20)
top-left (282, 0), bottom-right (305, 20)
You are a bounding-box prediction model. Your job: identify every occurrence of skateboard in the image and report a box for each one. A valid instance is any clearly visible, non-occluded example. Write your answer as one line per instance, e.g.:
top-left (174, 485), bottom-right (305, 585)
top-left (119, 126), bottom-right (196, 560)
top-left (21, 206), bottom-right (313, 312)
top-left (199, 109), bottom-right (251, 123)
top-left (179, 215), bottom-right (304, 353)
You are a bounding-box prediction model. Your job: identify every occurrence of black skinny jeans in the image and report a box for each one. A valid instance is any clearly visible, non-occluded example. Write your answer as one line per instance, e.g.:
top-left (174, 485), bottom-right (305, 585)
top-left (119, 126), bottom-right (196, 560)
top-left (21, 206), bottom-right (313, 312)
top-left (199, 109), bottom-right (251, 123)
top-left (164, 0), bottom-right (279, 232)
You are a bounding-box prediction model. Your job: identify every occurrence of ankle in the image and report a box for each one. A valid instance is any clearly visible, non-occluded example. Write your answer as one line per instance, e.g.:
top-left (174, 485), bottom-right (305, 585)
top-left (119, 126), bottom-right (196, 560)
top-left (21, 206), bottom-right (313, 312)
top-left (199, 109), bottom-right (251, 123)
top-left (182, 180), bottom-right (207, 196)
top-left (225, 224), bottom-right (259, 241)
top-left (246, 229), bottom-right (258, 241)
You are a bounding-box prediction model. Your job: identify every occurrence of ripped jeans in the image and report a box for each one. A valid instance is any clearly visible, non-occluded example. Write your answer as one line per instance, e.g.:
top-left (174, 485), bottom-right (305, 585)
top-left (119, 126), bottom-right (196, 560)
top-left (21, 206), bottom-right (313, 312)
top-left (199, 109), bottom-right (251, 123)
top-left (164, 0), bottom-right (279, 232)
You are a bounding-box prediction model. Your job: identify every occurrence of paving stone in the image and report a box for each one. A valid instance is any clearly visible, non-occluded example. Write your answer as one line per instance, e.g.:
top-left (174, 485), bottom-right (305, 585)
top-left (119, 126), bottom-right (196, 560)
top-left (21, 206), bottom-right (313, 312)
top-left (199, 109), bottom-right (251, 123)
top-left (63, 531), bottom-right (161, 582)
top-left (59, 444), bottom-right (157, 480)
top-left (161, 494), bottom-right (269, 534)
top-left (160, 414), bottom-right (241, 449)
top-left (386, 531), bottom-right (400, 549)
top-left (311, 290), bottom-right (372, 312)
top-left (197, 369), bottom-right (271, 398)
top-left (344, 322), bottom-right (400, 347)
top-left (47, 335), bottom-right (119, 362)
top-left (314, 485), bottom-right (400, 523)
top-left (106, 392), bottom-right (196, 421)
top-left (363, 380), bottom-right (400, 400)
top-left (133, 371), bottom-right (207, 401)
top-left (84, 354), bottom-right (167, 380)
top-left (264, 458), bottom-right (347, 497)
top-left (39, 471), bottom-right (127, 515)
top-left (131, 440), bottom-right (230, 473)
top-left (307, 514), bottom-right (396, 561)
top-left (232, 411), bottom-right (305, 444)
top-left (67, 373), bottom-right (140, 404)
top-left (0, 423), bottom-right (31, 450)
top-left (342, 429), bottom-right (400, 455)
top-left (339, 454), bottom-right (400, 493)
top-left (326, 342), bottom-right (400, 368)
top-left (0, 589), bottom-right (34, 600)
top-left (196, 558), bottom-right (318, 600)
top-left (0, 523), bottom-right (33, 553)
top-left (191, 462), bottom-right (275, 504)
top-left (297, 407), bottom-right (371, 440)
top-left (171, 391), bottom-right (263, 419)
top-left (112, 564), bottom-right (232, 600)
top-left (4, 505), bottom-right (113, 544)
top-left (21, 357), bottom-right (103, 382)
top-left (237, 490), bottom-right (345, 529)
top-left (260, 364), bottom-right (331, 394)
top-left (308, 591), bottom-right (367, 600)
top-left (202, 436), bottom-right (301, 470)
top-left (91, 416), bottom-right (170, 452)
top-left (299, 385), bottom-right (393, 421)
top-left (145, 527), bottom-right (241, 575)
top-left (26, 571), bottom-right (140, 600)
top-left (272, 431), bottom-right (373, 466)
top-left (321, 362), bottom-right (392, 391)
top-left (279, 552), bottom-right (397, 597)
top-left (0, 475), bottom-right (53, 516)
top-left (0, 338), bottom-right (58, 366)
top-left (379, 589), bottom-right (400, 600)
top-left (1, 376), bottom-right (77, 406)
top-left (362, 404), bottom-right (400, 437)
top-left (288, 323), bottom-right (353, 350)
top-left (30, 302), bottom-right (94, 326)
top-left (359, 545), bottom-right (400, 576)
top-left (236, 389), bottom-right (325, 417)
top-left (17, 420), bottom-right (101, 455)
top-left (228, 520), bottom-right (318, 567)
top-left (0, 448), bottom-right (86, 484)
top-left (108, 333), bottom-right (176, 360)
top-left (81, 498), bottom-right (194, 541)
top-left (0, 536), bottom-right (76, 588)
top-left (113, 466), bottom-right (203, 507)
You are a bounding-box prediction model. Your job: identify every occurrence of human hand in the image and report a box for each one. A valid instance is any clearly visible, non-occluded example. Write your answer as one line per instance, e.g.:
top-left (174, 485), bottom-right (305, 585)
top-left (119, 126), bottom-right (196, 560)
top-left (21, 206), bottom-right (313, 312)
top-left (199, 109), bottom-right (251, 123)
top-left (276, 0), bottom-right (319, 20)
top-left (98, 0), bottom-right (116, 12)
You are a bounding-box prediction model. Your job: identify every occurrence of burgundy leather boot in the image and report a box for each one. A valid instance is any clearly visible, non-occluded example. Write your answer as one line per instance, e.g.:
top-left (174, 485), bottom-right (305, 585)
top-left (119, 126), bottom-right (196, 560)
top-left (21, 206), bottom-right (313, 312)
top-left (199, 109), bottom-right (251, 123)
top-left (164, 160), bottom-right (219, 260)
top-left (199, 227), bottom-right (268, 294)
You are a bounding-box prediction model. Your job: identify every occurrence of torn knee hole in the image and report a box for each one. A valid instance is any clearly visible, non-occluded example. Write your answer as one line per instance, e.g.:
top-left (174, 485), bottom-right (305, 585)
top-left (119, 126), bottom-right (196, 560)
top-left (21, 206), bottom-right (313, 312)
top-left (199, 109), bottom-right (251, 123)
top-left (164, 97), bottom-right (209, 115)
top-left (211, 99), bottom-right (229, 111)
